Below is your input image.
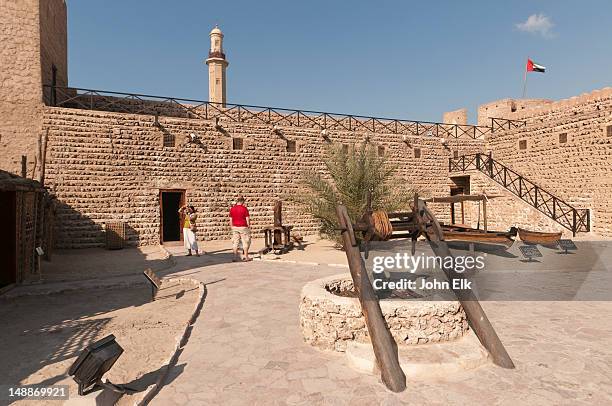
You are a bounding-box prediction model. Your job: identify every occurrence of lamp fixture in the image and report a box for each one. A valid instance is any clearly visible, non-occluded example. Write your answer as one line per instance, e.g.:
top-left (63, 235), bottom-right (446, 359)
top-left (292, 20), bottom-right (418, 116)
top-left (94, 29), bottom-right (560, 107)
top-left (214, 117), bottom-right (223, 131)
top-left (321, 128), bottom-right (330, 141)
top-left (272, 125), bottom-right (284, 138)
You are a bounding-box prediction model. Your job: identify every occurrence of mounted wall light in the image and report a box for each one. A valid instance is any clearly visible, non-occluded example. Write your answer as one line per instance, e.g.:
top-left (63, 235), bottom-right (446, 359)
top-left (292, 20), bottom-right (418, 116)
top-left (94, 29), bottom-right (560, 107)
top-left (440, 137), bottom-right (450, 149)
top-left (272, 125), bottom-right (285, 138)
top-left (214, 117), bottom-right (223, 132)
top-left (402, 134), bottom-right (411, 147)
top-left (321, 128), bottom-right (330, 141)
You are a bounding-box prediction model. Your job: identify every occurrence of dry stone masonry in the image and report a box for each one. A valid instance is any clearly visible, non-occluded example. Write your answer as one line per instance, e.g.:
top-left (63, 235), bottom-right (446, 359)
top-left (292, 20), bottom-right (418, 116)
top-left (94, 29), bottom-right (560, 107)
top-left (2, 0), bottom-right (611, 250)
top-left (299, 275), bottom-right (469, 352)
top-left (42, 106), bottom-right (484, 247)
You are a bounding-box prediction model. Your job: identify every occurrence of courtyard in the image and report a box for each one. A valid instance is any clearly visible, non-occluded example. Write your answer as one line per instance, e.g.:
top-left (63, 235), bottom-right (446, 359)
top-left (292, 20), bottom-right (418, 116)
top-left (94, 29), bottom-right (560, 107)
top-left (2, 239), bottom-right (610, 405)
top-left (2, 1), bottom-right (612, 405)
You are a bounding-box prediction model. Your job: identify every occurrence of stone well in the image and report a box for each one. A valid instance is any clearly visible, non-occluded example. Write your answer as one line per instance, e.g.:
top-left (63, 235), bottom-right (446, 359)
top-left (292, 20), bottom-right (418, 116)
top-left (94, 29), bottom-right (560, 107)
top-left (299, 274), bottom-right (469, 352)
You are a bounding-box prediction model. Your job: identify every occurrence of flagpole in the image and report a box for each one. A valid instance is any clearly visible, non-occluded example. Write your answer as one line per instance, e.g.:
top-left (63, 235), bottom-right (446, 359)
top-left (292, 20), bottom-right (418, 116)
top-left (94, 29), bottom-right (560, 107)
top-left (522, 58), bottom-right (528, 99)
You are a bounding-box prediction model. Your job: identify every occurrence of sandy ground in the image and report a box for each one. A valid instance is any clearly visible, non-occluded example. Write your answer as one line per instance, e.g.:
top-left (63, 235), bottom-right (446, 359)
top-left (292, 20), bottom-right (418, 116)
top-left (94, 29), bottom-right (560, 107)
top-left (0, 279), bottom-right (199, 405)
top-left (41, 245), bottom-right (172, 283)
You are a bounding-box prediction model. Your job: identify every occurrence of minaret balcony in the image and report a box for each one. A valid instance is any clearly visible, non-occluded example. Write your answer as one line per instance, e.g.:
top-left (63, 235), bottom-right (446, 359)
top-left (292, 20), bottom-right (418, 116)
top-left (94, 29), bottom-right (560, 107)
top-left (208, 51), bottom-right (226, 59)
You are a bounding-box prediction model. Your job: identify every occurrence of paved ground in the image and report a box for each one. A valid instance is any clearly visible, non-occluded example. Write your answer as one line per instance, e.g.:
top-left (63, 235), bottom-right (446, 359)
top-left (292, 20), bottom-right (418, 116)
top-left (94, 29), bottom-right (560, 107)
top-left (7, 238), bottom-right (612, 405)
top-left (151, 245), bottom-right (612, 405)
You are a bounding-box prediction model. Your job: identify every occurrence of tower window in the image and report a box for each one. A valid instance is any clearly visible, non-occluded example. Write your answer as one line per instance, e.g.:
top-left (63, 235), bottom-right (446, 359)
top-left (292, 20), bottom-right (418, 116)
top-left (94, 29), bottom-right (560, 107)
top-left (377, 146), bottom-right (385, 157)
top-left (414, 148), bottom-right (421, 158)
top-left (453, 150), bottom-right (459, 159)
top-left (232, 137), bottom-right (244, 150)
top-left (286, 140), bottom-right (297, 153)
top-left (606, 125), bottom-right (612, 137)
top-left (559, 133), bottom-right (568, 144)
top-left (518, 139), bottom-right (527, 150)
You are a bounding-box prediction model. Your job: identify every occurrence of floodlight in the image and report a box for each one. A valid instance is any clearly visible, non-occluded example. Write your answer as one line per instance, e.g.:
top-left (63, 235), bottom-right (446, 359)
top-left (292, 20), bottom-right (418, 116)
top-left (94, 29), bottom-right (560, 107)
top-left (68, 334), bottom-right (127, 396)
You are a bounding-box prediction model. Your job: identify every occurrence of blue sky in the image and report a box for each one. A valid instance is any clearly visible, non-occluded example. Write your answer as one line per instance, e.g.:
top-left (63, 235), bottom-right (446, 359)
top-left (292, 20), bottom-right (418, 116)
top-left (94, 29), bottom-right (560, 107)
top-left (67, 1), bottom-right (611, 123)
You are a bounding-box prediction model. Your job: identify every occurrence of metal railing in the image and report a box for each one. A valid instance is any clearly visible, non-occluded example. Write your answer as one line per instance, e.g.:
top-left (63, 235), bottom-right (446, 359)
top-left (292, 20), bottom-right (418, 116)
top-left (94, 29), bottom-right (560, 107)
top-left (42, 85), bottom-right (526, 139)
top-left (449, 153), bottom-right (590, 236)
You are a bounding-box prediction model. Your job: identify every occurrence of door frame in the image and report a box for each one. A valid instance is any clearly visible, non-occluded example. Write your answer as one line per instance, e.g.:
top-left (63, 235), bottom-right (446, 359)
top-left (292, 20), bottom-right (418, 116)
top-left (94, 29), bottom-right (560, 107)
top-left (159, 189), bottom-right (185, 243)
top-left (450, 186), bottom-right (465, 225)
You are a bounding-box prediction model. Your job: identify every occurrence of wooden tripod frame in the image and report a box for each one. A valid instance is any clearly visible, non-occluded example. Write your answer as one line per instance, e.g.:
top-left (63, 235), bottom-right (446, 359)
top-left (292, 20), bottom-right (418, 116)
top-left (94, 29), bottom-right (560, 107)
top-left (335, 195), bottom-right (514, 392)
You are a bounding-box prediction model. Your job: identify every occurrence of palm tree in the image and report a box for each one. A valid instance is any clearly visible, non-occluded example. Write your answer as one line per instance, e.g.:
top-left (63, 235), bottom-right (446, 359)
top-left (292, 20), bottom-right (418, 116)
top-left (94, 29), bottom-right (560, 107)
top-left (292, 142), bottom-right (414, 243)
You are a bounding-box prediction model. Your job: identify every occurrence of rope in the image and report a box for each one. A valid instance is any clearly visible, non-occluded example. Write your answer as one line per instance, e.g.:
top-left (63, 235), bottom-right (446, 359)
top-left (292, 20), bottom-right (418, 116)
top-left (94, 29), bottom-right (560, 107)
top-left (371, 210), bottom-right (393, 241)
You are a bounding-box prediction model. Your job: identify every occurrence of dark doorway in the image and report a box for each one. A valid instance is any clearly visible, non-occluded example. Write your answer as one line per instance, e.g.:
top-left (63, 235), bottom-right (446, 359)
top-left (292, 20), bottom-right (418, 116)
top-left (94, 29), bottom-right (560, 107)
top-left (0, 192), bottom-right (17, 287)
top-left (160, 190), bottom-right (184, 243)
top-left (450, 176), bottom-right (470, 225)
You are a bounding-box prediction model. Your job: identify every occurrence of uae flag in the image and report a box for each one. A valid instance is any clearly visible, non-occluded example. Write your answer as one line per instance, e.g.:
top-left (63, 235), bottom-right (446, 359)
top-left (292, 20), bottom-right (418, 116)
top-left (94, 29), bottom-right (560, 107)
top-left (526, 58), bottom-right (546, 73)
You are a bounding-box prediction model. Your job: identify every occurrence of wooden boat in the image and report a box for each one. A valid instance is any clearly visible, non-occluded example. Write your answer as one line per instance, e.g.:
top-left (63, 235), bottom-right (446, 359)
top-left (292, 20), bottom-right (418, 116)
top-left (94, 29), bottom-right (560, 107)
top-left (441, 225), bottom-right (517, 250)
top-left (517, 228), bottom-right (561, 246)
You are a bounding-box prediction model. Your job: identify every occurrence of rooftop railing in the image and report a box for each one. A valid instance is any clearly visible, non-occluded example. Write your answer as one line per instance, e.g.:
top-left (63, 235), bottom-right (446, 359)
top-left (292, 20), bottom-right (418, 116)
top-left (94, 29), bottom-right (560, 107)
top-left (43, 85), bottom-right (526, 139)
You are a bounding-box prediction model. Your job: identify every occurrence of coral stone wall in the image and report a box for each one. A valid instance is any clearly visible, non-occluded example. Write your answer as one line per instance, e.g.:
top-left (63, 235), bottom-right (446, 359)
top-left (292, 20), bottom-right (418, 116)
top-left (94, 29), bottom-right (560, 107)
top-left (443, 109), bottom-right (468, 125)
top-left (299, 275), bottom-right (469, 352)
top-left (485, 88), bottom-right (612, 237)
top-left (477, 98), bottom-right (553, 127)
top-left (39, 0), bottom-right (68, 91)
top-left (43, 106), bottom-right (485, 248)
top-left (449, 172), bottom-right (570, 235)
top-left (0, 0), bottom-right (44, 175)
top-left (0, 0), bottom-right (66, 176)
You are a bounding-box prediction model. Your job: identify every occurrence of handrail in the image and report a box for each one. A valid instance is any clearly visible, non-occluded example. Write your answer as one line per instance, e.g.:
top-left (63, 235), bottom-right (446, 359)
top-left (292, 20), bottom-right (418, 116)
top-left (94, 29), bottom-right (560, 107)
top-left (449, 153), bottom-right (590, 236)
top-left (42, 85), bottom-right (526, 139)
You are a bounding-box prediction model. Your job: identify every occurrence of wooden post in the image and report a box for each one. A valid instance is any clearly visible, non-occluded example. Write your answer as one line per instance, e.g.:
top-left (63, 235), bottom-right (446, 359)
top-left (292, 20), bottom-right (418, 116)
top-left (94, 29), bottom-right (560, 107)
top-left (416, 200), bottom-right (514, 369)
top-left (273, 200), bottom-right (282, 246)
top-left (40, 129), bottom-right (48, 185)
top-left (483, 198), bottom-right (487, 231)
top-left (21, 155), bottom-right (27, 178)
top-left (336, 205), bottom-right (406, 392)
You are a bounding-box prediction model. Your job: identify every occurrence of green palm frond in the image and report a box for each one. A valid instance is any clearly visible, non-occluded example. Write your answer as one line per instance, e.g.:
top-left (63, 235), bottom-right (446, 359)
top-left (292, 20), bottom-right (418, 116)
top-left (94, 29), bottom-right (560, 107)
top-left (290, 143), bottom-right (415, 243)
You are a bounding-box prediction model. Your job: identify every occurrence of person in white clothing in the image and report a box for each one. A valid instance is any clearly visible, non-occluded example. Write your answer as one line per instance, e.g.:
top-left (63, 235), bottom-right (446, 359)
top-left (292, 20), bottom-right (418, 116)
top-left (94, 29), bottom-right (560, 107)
top-left (179, 205), bottom-right (200, 256)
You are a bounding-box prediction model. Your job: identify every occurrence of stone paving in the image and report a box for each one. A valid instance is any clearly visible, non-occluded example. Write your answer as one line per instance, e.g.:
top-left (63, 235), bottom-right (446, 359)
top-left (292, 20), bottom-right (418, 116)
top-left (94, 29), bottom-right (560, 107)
top-left (7, 239), bottom-right (611, 405)
top-left (151, 246), bottom-right (612, 405)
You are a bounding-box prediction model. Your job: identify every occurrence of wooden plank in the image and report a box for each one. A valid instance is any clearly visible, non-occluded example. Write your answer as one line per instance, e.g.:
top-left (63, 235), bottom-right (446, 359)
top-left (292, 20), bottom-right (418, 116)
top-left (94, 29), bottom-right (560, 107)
top-left (336, 205), bottom-right (406, 392)
top-left (417, 200), bottom-right (515, 369)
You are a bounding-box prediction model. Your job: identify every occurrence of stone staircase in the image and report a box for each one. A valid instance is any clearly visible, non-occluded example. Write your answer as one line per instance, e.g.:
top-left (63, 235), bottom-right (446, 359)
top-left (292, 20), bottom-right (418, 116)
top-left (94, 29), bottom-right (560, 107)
top-left (449, 153), bottom-right (590, 236)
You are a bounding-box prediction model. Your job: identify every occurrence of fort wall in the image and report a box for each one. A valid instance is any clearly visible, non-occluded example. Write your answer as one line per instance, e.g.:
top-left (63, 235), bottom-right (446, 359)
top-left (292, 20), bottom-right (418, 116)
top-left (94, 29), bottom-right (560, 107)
top-left (477, 98), bottom-right (553, 127)
top-left (42, 106), bottom-right (485, 248)
top-left (0, 0), bottom-right (66, 176)
top-left (0, 0), bottom-right (44, 175)
top-left (443, 109), bottom-right (468, 125)
top-left (485, 88), bottom-right (612, 237)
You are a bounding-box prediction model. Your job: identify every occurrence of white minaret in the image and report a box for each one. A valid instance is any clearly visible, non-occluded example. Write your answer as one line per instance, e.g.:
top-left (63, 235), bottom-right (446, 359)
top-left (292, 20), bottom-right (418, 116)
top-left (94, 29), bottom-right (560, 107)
top-left (205, 25), bottom-right (229, 106)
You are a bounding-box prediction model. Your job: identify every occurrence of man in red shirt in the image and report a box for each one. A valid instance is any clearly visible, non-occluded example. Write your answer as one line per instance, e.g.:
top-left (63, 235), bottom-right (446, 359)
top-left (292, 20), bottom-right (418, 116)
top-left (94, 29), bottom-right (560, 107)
top-left (229, 196), bottom-right (252, 261)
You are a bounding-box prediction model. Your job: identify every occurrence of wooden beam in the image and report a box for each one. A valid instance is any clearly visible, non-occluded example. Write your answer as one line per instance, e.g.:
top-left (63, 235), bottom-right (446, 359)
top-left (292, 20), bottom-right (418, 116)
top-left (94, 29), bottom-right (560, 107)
top-left (336, 205), bottom-right (406, 392)
top-left (21, 155), bottom-right (27, 178)
top-left (483, 199), bottom-right (487, 232)
top-left (417, 200), bottom-right (514, 369)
